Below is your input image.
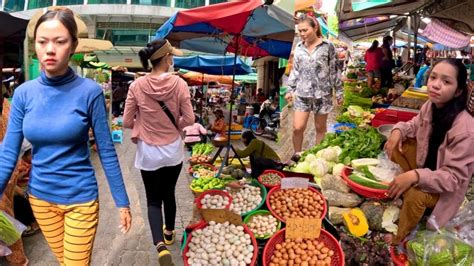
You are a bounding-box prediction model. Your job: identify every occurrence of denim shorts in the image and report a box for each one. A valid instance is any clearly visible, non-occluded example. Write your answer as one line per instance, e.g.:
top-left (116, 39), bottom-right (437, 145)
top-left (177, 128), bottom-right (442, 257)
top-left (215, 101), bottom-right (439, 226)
top-left (293, 96), bottom-right (333, 114)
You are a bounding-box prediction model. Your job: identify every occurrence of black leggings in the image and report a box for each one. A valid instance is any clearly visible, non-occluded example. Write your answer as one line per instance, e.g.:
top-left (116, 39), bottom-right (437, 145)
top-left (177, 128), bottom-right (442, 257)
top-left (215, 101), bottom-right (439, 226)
top-left (140, 163), bottom-right (182, 245)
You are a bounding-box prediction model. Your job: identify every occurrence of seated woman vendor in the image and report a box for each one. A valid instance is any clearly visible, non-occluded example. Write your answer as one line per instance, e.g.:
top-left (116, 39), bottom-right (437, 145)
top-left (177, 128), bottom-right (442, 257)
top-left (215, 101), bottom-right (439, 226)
top-left (384, 59), bottom-right (474, 246)
top-left (210, 109), bottom-right (226, 139)
top-left (235, 131), bottom-right (281, 178)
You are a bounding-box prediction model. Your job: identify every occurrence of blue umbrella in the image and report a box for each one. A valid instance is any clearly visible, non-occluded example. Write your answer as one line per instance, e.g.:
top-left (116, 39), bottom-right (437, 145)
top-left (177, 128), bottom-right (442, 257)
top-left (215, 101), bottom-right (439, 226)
top-left (173, 55), bottom-right (253, 75)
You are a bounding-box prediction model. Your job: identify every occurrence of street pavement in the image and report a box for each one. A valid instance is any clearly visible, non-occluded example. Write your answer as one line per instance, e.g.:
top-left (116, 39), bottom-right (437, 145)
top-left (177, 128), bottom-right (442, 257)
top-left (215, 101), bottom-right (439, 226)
top-left (2, 130), bottom-right (281, 266)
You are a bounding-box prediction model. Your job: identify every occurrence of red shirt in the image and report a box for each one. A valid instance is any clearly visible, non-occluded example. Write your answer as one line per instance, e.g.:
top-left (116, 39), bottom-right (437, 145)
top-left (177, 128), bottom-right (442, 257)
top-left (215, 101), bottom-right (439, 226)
top-left (364, 48), bottom-right (383, 72)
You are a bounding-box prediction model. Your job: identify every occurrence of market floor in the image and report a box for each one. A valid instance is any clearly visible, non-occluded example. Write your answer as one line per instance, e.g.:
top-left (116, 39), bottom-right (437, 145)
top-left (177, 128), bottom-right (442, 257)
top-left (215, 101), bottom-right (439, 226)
top-left (2, 130), bottom-right (280, 266)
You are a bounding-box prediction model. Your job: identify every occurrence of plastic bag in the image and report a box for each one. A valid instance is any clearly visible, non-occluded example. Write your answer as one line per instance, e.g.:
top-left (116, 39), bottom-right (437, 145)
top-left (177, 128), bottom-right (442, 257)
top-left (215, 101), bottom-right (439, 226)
top-left (0, 211), bottom-right (26, 246)
top-left (368, 153), bottom-right (404, 183)
top-left (445, 200), bottom-right (474, 247)
top-left (407, 217), bottom-right (474, 266)
top-left (0, 242), bottom-right (12, 256)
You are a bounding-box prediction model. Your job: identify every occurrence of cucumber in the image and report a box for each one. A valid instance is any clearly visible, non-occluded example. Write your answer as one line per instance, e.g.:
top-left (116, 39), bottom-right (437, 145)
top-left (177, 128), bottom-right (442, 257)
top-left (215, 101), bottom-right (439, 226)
top-left (349, 174), bottom-right (389, 189)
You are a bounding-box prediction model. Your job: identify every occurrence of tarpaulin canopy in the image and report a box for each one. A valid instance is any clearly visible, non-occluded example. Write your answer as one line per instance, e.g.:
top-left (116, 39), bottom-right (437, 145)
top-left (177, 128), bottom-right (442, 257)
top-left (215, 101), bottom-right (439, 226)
top-left (339, 16), bottom-right (406, 41)
top-left (155, 0), bottom-right (295, 59)
top-left (336, 0), bottom-right (431, 22)
top-left (420, 0), bottom-right (474, 35)
top-left (419, 19), bottom-right (471, 49)
top-left (173, 55), bottom-right (253, 75)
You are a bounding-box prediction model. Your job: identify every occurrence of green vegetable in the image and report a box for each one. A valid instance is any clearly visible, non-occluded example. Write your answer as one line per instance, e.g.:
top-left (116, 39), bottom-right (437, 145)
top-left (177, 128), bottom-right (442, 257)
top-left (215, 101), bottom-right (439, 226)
top-left (301, 127), bottom-right (383, 165)
top-left (343, 89), bottom-right (373, 109)
top-left (359, 166), bottom-right (377, 180)
top-left (349, 174), bottom-right (389, 189)
top-left (0, 211), bottom-right (21, 245)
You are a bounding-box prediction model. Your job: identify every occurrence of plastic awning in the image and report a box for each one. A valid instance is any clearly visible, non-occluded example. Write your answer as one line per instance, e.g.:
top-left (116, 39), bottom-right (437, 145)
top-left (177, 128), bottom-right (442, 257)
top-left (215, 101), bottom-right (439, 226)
top-left (338, 16), bottom-right (406, 41)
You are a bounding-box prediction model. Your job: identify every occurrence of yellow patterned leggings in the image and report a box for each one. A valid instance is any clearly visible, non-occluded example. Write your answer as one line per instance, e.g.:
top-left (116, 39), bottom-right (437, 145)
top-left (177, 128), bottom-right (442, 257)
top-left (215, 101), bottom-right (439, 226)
top-left (29, 196), bottom-right (99, 266)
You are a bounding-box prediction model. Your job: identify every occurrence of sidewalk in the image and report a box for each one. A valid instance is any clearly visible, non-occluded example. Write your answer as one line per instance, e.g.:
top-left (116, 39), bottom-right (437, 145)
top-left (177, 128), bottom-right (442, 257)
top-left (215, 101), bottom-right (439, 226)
top-left (3, 130), bottom-right (280, 265)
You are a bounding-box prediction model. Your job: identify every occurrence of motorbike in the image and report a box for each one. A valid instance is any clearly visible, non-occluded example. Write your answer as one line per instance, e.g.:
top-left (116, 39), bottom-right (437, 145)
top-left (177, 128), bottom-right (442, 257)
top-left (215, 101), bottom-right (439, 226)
top-left (250, 100), bottom-right (280, 140)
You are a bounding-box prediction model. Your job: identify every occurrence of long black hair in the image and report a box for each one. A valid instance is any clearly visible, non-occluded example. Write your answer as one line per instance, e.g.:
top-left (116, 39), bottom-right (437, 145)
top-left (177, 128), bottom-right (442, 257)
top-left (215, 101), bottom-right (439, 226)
top-left (429, 59), bottom-right (469, 131)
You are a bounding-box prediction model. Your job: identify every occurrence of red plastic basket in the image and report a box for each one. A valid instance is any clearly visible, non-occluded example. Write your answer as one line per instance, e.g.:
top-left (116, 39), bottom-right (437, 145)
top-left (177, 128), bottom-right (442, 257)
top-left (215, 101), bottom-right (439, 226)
top-left (188, 162), bottom-right (217, 175)
top-left (262, 228), bottom-right (344, 266)
top-left (182, 222), bottom-right (259, 266)
top-left (341, 167), bottom-right (389, 199)
top-left (390, 246), bottom-right (409, 266)
top-left (195, 189), bottom-right (232, 210)
top-left (266, 186), bottom-right (327, 223)
top-left (258, 170), bottom-right (285, 189)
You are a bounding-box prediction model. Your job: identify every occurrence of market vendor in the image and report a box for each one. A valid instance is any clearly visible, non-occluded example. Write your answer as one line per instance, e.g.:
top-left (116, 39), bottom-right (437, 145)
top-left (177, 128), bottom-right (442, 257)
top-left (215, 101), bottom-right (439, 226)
top-left (384, 59), bottom-right (474, 246)
top-left (209, 109), bottom-right (226, 138)
top-left (234, 131), bottom-right (281, 178)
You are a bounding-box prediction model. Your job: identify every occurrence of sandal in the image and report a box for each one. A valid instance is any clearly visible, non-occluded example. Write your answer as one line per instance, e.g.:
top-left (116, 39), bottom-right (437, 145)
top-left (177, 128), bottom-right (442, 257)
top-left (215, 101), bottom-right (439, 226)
top-left (22, 226), bottom-right (40, 237)
top-left (163, 225), bottom-right (175, 245)
top-left (156, 242), bottom-right (174, 266)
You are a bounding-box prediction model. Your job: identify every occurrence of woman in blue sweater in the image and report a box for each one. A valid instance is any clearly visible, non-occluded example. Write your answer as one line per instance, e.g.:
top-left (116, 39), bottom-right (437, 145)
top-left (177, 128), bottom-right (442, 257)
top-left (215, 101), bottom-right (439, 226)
top-left (0, 7), bottom-right (131, 265)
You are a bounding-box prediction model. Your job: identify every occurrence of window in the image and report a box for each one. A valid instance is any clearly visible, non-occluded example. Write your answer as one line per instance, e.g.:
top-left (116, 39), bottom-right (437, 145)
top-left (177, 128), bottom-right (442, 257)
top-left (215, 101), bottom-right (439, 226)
top-left (131, 0), bottom-right (170, 6)
top-left (57, 0), bottom-right (84, 4)
top-left (209, 0), bottom-right (226, 4)
top-left (4, 0), bottom-right (25, 12)
top-left (28, 0), bottom-right (52, 9)
top-left (175, 0), bottom-right (205, 9)
top-left (88, 0), bottom-right (126, 4)
top-left (97, 29), bottom-right (154, 46)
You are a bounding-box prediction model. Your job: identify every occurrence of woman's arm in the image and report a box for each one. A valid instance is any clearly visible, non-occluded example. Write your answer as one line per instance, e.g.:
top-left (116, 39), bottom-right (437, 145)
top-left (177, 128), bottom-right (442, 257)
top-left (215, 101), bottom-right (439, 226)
top-left (89, 92), bottom-right (130, 208)
top-left (198, 124), bottom-right (207, 135)
top-left (177, 80), bottom-right (195, 130)
top-left (328, 43), bottom-right (343, 99)
top-left (392, 102), bottom-right (429, 140)
top-left (235, 140), bottom-right (259, 158)
top-left (287, 51), bottom-right (300, 95)
top-left (122, 85), bottom-right (137, 129)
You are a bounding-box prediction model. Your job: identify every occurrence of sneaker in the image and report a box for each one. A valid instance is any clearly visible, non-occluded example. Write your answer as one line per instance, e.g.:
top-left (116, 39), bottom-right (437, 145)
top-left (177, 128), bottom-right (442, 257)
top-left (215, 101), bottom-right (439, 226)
top-left (163, 225), bottom-right (175, 245)
top-left (156, 243), bottom-right (174, 266)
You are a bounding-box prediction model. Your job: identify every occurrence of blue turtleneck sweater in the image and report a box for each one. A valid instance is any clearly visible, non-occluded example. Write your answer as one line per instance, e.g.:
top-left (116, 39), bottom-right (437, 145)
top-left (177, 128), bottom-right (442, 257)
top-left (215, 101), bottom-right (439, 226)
top-left (0, 68), bottom-right (130, 207)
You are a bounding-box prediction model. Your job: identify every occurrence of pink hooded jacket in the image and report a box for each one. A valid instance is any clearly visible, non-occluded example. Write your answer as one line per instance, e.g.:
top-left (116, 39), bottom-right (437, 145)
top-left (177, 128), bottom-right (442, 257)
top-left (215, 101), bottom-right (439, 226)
top-left (123, 73), bottom-right (194, 146)
top-left (393, 101), bottom-right (474, 229)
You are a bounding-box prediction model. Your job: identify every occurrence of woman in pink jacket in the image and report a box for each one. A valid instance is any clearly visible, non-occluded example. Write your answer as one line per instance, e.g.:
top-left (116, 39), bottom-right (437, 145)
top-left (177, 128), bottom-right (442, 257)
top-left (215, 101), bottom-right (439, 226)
top-left (385, 59), bottom-right (474, 245)
top-left (123, 39), bottom-right (194, 265)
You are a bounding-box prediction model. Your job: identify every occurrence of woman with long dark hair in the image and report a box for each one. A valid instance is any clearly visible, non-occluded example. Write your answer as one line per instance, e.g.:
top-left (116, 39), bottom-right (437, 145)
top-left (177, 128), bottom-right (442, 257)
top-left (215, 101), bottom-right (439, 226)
top-left (364, 40), bottom-right (384, 88)
top-left (380, 35), bottom-right (394, 88)
top-left (385, 59), bottom-right (474, 245)
top-left (123, 39), bottom-right (194, 265)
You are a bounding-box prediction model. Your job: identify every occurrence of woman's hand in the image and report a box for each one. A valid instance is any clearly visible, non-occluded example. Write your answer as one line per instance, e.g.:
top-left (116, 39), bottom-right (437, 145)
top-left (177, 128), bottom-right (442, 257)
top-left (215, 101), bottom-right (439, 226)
top-left (119, 207), bottom-right (132, 234)
top-left (388, 170), bottom-right (418, 200)
top-left (285, 93), bottom-right (293, 103)
top-left (384, 129), bottom-right (402, 159)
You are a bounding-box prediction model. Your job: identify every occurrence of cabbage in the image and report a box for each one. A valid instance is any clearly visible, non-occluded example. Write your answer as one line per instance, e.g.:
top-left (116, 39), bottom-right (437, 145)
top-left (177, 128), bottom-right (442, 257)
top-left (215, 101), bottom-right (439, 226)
top-left (293, 161), bottom-right (311, 174)
top-left (347, 105), bottom-right (365, 117)
top-left (332, 163), bottom-right (346, 176)
top-left (309, 158), bottom-right (329, 178)
top-left (333, 146), bottom-right (342, 157)
top-left (304, 153), bottom-right (318, 163)
top-left (326, 162), bottom-right (336, 173)
top-left (317, 147), bottom-right (338, 162)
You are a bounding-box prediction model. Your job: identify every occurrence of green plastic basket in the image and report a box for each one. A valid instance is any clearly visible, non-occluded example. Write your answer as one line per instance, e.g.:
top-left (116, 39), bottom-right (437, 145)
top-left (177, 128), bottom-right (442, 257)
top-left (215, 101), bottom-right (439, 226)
top-left (243, 210), bottom-right (281, 240)
top-left (241, 179), bottom-right (267, 217)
